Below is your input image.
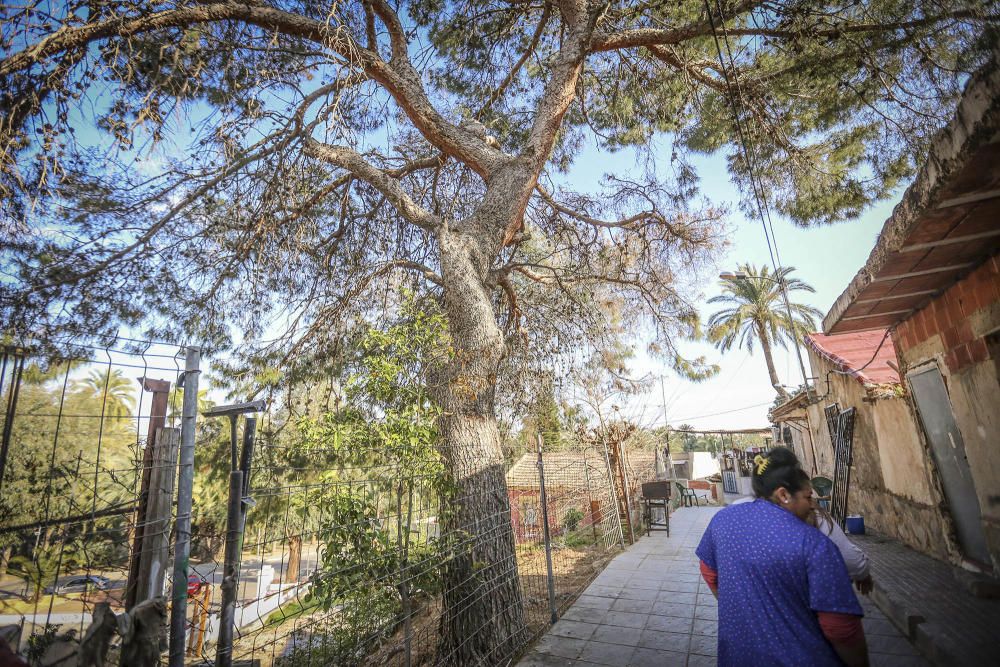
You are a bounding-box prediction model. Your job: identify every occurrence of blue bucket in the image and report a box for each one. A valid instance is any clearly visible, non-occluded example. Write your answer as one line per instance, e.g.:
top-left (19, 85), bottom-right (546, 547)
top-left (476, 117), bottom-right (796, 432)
top-left (845, 515), bottom-right (865, 535)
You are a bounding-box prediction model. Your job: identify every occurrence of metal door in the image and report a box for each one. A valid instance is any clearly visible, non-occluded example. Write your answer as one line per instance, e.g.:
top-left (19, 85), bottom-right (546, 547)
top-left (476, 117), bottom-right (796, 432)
top-left (827, 406), bottom-right (856, 529)
top-left (908, 365), bottom-right (991, 564)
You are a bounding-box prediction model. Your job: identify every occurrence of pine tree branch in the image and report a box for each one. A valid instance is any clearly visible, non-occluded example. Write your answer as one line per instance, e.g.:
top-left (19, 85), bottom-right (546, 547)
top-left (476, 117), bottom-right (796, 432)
top-left (302, 139), bottom-right (441, 231)
top-left (0, 1), bottom-right (501, 177)
top-left (476, 4), bottom-right (552, 118)
top-left (591, 8), bottom-right (989, 52)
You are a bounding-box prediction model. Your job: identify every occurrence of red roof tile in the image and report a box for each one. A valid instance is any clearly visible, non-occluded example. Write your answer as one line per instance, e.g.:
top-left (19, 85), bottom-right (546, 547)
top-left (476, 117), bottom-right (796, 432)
top-left (804, 330), bottom-right (899, 386)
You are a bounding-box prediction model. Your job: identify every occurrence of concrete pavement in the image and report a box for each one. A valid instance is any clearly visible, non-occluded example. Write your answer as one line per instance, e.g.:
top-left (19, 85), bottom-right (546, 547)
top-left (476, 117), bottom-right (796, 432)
top-left (516, 506), bottom-right (928, 667)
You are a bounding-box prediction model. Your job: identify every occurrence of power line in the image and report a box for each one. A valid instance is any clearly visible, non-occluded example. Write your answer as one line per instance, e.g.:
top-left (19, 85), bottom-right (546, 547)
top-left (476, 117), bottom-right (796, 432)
top-left (670, 400), bottom-right (773, 423)
top-left (702, 0), bottom-right (811, 387)
top-left (702, 0), bottom-right (778, 269)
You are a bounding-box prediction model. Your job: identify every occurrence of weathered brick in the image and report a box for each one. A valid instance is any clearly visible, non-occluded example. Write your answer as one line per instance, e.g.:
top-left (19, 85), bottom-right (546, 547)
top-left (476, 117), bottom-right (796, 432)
top-left (963, 273), bottom-right (982, 311)
top-left (944, 349), bottom-right (959, 372)
top-left (956, 319), bottom-right (974, 345)
top-left (942, 325), bottom-right (961, 350)
top-left (898, 326), bottom-right (914, 351)
top-left (913, 310), bottom-right (929, 343)
top-left (967, 338), bottom-right (989, 364)
top-left (941, 327), bottom-right (965, 350)
top-left (933, 300), bottom-right (951, 331)
top-left (953, 344), bottom-right (972, 370)
top-left (947, 291), bottom-right (966, 324)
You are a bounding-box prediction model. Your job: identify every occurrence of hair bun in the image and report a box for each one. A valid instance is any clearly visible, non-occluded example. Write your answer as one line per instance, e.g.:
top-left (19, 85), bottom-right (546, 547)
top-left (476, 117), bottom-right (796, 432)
top-left (763, 446), bottom-right (798, 469)
top-left (750, 446), bottom-right (806, 499)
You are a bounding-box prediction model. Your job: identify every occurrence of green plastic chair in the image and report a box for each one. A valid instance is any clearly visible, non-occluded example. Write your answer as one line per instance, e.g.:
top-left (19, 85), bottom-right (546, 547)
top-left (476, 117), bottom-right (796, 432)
top-left (675, 481), bottom-right (701, 507)
top-left (812, 476), bottom-right (833, 511)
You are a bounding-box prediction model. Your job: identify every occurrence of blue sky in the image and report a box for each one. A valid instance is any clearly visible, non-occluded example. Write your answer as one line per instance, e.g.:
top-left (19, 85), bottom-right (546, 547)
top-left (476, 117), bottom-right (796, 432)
top-left (564, 143), bottom-right (899, 431)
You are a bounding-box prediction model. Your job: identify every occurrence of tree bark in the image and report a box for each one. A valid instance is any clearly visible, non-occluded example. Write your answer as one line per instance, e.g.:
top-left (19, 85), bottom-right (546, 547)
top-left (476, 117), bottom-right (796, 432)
top-left (434, 228), bottom-right (525, 665)
top-left (757, 322), bottom-right (788, 398)
top-left (286, 534), bottom-right (301, 584)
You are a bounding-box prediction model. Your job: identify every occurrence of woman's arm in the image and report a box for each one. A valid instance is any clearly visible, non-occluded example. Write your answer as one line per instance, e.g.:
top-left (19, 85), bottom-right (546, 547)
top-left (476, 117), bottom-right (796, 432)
top-left (699, 560), bottom-right (718, 598)
top-left (818, 513), bottom-right (871, 582)
top-left (818, 612), bottom-right (869, 667)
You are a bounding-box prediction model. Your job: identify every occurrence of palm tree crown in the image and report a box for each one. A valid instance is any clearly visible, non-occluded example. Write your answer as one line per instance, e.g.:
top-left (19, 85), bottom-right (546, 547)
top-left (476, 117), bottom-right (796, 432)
top-left (73, 368), bottom-right (136, 418)
top-left (706, 264), bottom-right (822, 396)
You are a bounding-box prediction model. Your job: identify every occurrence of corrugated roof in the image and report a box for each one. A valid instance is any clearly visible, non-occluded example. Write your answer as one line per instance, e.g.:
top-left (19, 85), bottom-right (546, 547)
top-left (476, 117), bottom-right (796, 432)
top-left (805, 330), bottom-right (899, 385)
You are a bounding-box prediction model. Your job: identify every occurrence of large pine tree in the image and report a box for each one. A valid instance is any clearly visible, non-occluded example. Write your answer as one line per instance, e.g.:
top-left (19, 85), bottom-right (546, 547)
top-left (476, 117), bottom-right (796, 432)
top-left (2, 1), bottom-right (996, 661)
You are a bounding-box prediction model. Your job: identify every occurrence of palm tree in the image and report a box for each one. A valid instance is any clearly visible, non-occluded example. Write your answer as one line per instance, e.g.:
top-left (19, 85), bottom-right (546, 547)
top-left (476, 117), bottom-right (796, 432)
top-left (707, 264), bottom-right (822, 398)
top-left (168, 386), bottom-right (214, 417)
top-left (8, 547), bottom-right (76, 602)
top-left (677, 424), bottom-right (698, 452)
top-left (73, 368), bottom-right (136, 418)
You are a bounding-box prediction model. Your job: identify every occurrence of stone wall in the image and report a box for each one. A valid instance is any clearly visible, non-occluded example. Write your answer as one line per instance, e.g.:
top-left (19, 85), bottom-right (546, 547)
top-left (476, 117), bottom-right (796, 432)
top-left (804, 349), bottom-right (957, 562)
top-left (892, 254), bottom-right (1000, 568)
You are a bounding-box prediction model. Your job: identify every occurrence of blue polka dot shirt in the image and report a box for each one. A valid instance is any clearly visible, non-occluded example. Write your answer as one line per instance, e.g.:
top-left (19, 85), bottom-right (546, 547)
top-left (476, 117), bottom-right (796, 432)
top-left (696, 499), bottom-right (863, 666)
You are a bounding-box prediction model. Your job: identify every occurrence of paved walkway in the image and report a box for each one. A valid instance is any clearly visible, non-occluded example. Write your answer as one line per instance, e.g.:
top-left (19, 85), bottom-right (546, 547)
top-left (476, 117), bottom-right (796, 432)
top-left (852, 532), bottom-right (1000, 665)
top-left (517, 506), bottom-right (928, 667)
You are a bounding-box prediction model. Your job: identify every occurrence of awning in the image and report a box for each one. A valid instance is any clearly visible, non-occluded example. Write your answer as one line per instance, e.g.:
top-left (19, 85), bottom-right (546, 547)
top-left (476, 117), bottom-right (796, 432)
top-left (824, 53), bottom-right (1000, 335)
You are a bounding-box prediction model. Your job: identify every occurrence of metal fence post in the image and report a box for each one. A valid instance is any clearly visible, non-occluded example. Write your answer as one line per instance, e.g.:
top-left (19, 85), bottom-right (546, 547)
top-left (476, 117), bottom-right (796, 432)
top-left (169, 347), bottom-right (200, 667)
top-left (0, 349), bottom-right (25, 498)
top-left (536, 433), bottom-right (558, 625)
top-left (216, 469), bottom-right (244, 667)
top-left (201, 403), bottom-right (263, 667)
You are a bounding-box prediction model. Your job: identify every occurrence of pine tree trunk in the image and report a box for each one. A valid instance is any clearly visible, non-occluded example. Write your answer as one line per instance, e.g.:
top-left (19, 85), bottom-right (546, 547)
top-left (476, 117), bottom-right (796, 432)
top-left (286, 534), bottom-right (301, 584)
top-left (434, 229), bottom-right (525, 665)
top-left (0, 545), bottom-right (10, 575)
top-left (757, 323), bottom-right (788, 398)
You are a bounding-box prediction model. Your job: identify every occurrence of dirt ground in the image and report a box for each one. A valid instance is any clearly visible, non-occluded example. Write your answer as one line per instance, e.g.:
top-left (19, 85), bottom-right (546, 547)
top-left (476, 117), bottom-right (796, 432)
top-left (226, 540), bottom-right (620, 666)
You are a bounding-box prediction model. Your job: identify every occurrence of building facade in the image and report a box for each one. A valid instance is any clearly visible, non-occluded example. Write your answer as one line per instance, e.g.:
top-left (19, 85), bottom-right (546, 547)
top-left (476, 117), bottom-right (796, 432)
top-left (819, 53), bottom-right (1000, 572)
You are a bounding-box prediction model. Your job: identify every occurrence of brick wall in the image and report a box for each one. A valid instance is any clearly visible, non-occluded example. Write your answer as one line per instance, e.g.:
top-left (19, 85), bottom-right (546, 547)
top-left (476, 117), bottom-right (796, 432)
top-left (895, 255), bottom-right (1000, 373)
top-left (892, 253), bottom-right (1000, 570)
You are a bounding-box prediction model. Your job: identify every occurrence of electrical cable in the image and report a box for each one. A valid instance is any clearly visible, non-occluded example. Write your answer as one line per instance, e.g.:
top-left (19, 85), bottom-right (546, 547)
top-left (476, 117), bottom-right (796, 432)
top-left (670, 400), bottom-right (773, 423)
top-left (701, 0), bottom-right (778, 269)
top-left (702, 0), bottom-right (811, 386)
top-left (816, 326), bottom-right (895, 401)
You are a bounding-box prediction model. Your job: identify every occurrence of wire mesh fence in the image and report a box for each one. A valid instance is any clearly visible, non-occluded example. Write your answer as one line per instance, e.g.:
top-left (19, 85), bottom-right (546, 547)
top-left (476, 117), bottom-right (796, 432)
top-left (221, 426), bottom-right (662, 667)
top-left (0, 337), bottom-right (668, 666)
top-left (0, 339), bottom-right (189, 663)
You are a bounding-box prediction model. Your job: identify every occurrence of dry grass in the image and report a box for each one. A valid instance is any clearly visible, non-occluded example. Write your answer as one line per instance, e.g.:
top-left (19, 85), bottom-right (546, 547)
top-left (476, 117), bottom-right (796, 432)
top-left (229, 539), bottom-right (620, 666)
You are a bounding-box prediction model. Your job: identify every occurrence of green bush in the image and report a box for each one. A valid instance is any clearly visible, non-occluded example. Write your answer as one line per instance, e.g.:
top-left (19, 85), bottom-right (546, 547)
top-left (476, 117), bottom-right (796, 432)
top-left (275, 587), bottom-right (400, 667)
top-left (562, 530), bottom-right (594, 548)
top-left (562, 508), bottom-right (585, 532)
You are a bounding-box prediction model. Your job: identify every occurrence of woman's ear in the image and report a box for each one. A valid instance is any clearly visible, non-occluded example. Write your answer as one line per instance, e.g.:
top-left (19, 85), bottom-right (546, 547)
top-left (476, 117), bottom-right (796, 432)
top-left (772, 487), bottom-right (792, 505)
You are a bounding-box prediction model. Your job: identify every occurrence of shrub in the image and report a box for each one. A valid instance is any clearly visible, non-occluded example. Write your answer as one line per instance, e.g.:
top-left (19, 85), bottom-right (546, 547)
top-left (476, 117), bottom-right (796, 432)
top-left (562, 508), bottom-right (585, 532)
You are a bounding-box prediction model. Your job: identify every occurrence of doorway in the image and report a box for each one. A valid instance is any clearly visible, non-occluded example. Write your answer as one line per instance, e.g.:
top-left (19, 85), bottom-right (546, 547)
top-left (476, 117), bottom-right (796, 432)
top-left (908, 364), bottom-right (991, 565)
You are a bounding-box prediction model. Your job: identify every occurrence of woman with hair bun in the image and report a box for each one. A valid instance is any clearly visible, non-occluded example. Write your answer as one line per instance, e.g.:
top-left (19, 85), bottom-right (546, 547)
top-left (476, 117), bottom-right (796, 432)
top-left (696, 446), bottom-right (869, 666)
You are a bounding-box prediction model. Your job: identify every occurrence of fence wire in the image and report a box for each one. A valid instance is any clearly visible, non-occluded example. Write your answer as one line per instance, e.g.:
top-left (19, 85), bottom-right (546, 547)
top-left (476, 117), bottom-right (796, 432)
top-left (0, 340), bottom-right (187, 662)
top-left (1, 340), bottom-right (669, 667)
top-left (219, 422), bottom-right (662, 667)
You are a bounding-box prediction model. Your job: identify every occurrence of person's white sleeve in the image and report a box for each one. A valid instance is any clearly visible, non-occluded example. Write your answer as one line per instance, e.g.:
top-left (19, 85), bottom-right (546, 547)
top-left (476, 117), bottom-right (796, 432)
top-left (818, 514), bottom-right (871, 581)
